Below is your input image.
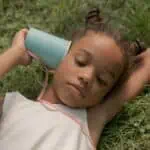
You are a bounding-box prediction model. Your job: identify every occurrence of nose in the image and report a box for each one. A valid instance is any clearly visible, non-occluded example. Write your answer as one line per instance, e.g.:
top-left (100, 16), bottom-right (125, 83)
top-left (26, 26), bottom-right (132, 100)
top-left (78, 67), bottom-right (94, 87)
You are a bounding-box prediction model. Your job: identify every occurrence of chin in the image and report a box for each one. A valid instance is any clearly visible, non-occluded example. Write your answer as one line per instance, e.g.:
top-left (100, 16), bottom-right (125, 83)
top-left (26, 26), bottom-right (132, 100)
top-left (56, 86), bottom-right (95, 108)
top-left (56, 89), bottom-right (81, 108)
top-left (60, 98), bottom-right (82, 108)
top-left (59, 95), bottom-right (86, 108)
top-left (61, 97), bottom-right (95, 108)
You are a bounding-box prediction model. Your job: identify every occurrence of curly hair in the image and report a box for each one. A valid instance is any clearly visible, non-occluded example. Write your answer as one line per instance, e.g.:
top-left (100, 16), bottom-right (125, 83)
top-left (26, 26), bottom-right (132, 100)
top-left (71, 8), bottom-right (146, 84)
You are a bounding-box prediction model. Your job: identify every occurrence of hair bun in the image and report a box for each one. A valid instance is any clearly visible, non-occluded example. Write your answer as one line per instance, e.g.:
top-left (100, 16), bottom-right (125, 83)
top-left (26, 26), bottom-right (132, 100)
top-left (135, 40), bottom-right (146, 54)
top-left (85, 8), bottom-right (104, 28)
top-left (129, 40), bottom-right (147, 56)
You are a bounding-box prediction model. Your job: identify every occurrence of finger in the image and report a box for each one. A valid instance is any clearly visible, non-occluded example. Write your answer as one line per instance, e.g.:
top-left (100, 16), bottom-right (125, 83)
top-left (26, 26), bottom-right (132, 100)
top-left (23, 54), bottom-right (33, 66)
top-left (27, 50), bottom-right (40, 60)
top-left (146, 48), bottom-right (150, 51)
top-left (21, 28), bottom-right (29, 33)
top-left (28, 56), bottom-right (33, 64)
top-left (21, 28), bottom-right (29, 39)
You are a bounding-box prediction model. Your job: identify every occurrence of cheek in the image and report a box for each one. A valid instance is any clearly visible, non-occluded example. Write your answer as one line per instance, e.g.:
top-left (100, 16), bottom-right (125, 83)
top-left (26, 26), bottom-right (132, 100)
top-left (52, 56), bottom-right (75, 90)
top-left (90, 82), bottom-right (112, 103)
top-left (86, 84), bottom-right (104, 104)
top-left (93, 81), bottom-right (107, 96)
top-left (58, 55), bottom-right (75, 73)
top-left (54, 56), bottom-right (73, 78)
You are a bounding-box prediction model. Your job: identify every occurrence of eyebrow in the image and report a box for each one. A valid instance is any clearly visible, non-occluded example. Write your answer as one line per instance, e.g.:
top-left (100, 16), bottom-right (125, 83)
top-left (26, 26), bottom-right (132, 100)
top-left (80, 49), bottom-right (116, 80)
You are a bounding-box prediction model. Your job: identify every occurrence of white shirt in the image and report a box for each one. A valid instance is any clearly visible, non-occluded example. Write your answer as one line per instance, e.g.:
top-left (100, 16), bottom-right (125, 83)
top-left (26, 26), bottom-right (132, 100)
top-left (0, 92), bottom-right (95, 150)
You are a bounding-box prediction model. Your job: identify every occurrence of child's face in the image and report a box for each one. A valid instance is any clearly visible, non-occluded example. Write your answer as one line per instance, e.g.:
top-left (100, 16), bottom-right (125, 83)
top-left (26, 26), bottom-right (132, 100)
top-left (51, 32), bottom-right (124, 108)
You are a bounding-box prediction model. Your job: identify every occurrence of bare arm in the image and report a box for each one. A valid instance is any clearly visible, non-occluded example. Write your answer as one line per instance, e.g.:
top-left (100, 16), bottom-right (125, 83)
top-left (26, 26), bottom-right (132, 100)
top-left (87, 51), bottom-right (150, 146)
top-left (0, 29), bottom-right (31, 119)
top-left (0, 28), bottom-right (31, 79)
top-left (0, 47), bottom-right (24, 78)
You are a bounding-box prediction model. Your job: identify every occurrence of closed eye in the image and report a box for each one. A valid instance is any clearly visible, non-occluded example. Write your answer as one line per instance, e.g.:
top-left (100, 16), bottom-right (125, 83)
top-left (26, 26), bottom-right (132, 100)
top-left (75, 53), bottom-right (89, 67)
top-left (97, 76), bottom-right (108, 86)
top-left (75, 57), bottom-right (87, 67)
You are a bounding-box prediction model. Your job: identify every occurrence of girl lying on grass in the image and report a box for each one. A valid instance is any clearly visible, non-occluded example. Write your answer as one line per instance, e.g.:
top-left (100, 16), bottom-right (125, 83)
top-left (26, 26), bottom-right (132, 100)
top-left (0, 8), bottom-right (149, 150)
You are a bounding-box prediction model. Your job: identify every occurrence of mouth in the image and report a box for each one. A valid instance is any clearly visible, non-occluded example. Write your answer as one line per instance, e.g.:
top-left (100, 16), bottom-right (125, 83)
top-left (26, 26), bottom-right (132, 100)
top-left (67, 83), bottom-right (85, 98)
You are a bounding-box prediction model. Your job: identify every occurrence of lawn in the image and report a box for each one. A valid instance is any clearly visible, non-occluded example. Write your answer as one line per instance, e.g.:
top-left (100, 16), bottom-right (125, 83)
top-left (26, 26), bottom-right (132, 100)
top-left (0, 0), bottom-right (150, 149)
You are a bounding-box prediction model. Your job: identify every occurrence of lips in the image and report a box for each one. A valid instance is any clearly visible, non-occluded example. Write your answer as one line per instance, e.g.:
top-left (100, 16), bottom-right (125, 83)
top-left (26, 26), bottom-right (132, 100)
top-left (67, 83), bottom-right (86, 98)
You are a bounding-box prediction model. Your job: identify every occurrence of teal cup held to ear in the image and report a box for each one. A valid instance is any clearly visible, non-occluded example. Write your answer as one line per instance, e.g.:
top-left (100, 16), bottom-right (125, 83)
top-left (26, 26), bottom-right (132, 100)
top-left (25, 28), bottom-right (72, 69)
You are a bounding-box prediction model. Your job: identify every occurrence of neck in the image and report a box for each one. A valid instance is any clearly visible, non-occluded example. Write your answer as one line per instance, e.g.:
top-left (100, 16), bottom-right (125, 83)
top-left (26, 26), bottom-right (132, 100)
top-left (41, 86), bottom-right (62, 104)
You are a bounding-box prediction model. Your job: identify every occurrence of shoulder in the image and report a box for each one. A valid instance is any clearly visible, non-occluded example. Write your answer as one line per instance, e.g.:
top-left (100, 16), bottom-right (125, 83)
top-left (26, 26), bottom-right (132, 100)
top-left (2, 91), bottom-right (36, 115)
top-left (0, 96), bottom-right (4, 117)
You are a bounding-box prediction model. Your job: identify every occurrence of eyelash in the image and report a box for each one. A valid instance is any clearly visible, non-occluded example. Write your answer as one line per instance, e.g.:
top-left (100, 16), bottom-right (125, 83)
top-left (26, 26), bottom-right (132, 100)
top-left (75, 53), bottom-right (108, 86)
top-left (76, 60), bottom-right (87, 67)
top-left (75, 56), bottom-right (87, 67)
top-left (97, 76), bottom-right (107, 86)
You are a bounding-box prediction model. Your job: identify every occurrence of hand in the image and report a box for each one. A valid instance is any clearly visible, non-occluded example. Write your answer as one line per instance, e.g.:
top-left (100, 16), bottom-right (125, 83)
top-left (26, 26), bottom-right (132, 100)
top-left (136, 48), bottom-right (150, 82)
top-left (11, 28), bottom-right (32, 66)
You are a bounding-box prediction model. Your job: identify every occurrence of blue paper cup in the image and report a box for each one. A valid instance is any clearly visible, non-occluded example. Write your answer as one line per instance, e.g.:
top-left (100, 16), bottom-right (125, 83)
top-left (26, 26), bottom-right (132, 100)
top-left (25, 28), bottom-right (72, 69)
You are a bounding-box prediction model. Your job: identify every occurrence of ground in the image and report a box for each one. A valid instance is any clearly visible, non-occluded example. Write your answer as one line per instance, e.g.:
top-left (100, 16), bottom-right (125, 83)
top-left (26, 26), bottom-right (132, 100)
top-left (0, 0), bottom-right (150, 149)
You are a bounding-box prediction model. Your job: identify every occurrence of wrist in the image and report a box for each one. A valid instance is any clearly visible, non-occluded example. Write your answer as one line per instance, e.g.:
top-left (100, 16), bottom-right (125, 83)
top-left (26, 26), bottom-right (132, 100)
top-left (10, 45), bottom-right (25, 53)
top-left (9, 47), bottom-right (25, 65)
top-left (145, 63), bottom-right (150, 84)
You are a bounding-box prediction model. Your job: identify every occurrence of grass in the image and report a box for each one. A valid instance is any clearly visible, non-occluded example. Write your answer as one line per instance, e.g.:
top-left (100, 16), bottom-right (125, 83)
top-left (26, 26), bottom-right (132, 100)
top-left (0, 0), bottom-right (150, 149)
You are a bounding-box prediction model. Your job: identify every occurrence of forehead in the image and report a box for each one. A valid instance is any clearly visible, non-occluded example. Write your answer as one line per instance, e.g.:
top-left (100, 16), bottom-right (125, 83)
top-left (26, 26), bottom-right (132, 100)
top-left (71, 33), bottom-right (123, 71)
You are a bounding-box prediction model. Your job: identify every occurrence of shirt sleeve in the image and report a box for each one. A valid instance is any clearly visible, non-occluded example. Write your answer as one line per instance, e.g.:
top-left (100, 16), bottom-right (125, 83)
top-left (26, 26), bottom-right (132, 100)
top-left (2, 91), bottom-right (30, 116)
